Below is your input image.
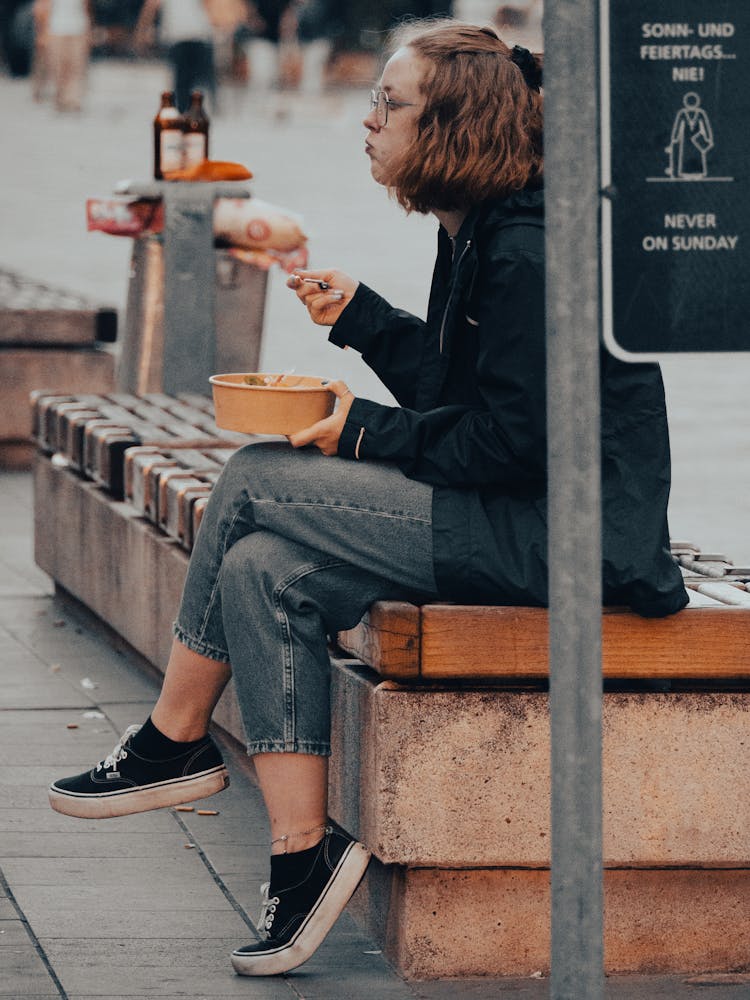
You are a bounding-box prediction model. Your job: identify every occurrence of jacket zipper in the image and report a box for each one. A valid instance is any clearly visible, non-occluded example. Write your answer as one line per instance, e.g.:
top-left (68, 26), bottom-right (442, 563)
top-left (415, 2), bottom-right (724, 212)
top-left (439, 239), bottom-right (472, 354)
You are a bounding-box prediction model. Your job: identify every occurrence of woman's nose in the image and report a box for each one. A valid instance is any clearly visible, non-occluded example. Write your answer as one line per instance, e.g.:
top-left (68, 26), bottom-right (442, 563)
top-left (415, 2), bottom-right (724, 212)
top-left (363, 107), bottom-right (380, 130)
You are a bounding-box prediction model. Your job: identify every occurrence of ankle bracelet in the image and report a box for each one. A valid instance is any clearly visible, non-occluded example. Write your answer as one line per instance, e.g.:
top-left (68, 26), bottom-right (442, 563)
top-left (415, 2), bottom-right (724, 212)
top-left (271, 823), bottom-right (328, 853)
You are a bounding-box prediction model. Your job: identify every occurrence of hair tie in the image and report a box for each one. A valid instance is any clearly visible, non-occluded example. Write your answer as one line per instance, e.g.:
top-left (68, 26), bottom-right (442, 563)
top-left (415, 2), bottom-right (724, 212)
top-left (510, 44), bottom-right (542, 91)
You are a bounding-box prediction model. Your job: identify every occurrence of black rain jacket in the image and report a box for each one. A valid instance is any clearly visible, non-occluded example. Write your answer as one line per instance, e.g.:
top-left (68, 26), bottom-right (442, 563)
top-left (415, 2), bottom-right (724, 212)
top-left (330, 189), bottom-right (689, 617)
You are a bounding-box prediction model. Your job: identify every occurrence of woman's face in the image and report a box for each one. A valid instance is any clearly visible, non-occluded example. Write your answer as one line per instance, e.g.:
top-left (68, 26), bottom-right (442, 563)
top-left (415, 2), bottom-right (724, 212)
top-left (364, 47), bottom-right (426, 187)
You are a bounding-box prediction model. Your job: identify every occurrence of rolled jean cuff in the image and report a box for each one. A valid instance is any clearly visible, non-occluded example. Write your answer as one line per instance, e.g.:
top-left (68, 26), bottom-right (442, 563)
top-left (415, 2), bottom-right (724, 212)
top-left (246, 739), bottom-right (331, 758)
top-left (172, 622), bottom-right (231, 663)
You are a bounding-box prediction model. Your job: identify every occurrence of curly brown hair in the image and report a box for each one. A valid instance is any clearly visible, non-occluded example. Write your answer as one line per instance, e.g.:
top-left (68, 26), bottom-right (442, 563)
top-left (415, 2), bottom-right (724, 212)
top-left (384, 20), bottom-right (544, 214)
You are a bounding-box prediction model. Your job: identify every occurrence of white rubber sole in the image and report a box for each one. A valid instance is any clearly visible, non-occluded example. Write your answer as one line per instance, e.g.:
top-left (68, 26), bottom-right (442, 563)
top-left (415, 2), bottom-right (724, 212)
top-left (48, 765), bottom-right (230, 819)
top-left (231, 839), bottom-right (372, 976)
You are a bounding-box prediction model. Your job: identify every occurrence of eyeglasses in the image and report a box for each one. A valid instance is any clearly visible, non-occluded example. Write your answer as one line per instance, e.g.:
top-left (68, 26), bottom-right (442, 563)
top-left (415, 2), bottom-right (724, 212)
top-left (369, 89), bottom-right (417, 127)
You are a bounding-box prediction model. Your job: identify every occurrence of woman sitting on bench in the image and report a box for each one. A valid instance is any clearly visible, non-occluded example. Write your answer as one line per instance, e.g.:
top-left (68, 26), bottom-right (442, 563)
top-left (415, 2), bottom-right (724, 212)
top-left (49, 18), bottom-right (688, 978)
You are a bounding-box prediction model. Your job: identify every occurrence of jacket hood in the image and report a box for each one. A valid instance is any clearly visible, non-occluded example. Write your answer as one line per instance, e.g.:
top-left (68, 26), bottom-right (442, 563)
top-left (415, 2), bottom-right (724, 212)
top-left (489, 186), bottom-right (545, 216)
top-left (444, 187), bottom-right (545, 253)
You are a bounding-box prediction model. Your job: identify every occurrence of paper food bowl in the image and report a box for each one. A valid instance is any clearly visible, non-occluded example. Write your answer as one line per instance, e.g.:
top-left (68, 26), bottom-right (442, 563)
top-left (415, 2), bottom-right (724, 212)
top-left (209, 373), bottom-right (336, 435)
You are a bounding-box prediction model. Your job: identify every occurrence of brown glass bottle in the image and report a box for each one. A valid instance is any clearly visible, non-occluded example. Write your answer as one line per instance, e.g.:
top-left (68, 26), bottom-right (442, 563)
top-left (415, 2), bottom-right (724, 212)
top-left (153, 91), bottom-right (183, 179)
top-left (182, 90), bottom-right (210, 169)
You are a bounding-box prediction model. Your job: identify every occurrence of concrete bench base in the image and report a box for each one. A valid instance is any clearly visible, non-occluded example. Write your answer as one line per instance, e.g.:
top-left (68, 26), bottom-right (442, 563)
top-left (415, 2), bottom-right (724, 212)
top-left (329, 664), bottom-right (750, 976)
top-left (328, 665), bottom-right (750, 869)
top-left (349, 862), bottom-right (750, 979)
top-left (33, 455), bottom-right (750, 979)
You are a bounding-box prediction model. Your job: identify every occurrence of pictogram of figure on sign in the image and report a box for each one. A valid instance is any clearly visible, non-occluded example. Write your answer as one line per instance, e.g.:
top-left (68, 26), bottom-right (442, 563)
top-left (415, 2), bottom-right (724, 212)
top-left (665, 92), bottom-right (714, 179)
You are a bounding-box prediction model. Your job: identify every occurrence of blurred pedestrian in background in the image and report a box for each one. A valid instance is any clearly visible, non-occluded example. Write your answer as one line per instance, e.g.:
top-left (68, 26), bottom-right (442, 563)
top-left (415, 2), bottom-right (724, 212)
top-left (30, 0), bottom-right (50, 101)
top-left (296, 0), bottom-right (332, 97)
top-left (494, 0), bottom-right (542, 51)
top-left (45, 0), bottom-right (92, 112)
top-left (241, 0), bottom-right (294, 94)
top-left (135, 0), bottom-right (217, 113)
top-left (1, 0), bottom-right (34, 76)
top-left (205, 0), bottom-right (252, 104)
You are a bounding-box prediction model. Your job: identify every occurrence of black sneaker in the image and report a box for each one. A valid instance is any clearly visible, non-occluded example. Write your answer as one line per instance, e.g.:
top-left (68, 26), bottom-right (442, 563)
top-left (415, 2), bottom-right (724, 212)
top-left (48, 724), bottom-right (230, 819)
top-left (231, 823), bottom-right (371, 976)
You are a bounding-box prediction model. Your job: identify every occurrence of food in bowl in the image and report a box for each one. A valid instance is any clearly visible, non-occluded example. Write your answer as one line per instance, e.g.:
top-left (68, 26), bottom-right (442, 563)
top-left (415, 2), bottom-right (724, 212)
top-left (210, 373), bottom-right (336, 435)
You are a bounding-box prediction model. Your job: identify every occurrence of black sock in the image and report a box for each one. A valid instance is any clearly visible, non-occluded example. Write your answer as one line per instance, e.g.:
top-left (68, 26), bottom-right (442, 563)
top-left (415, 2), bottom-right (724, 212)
top-left (270, 835), bottom-right (327, 889)
top-left (129, 716), bottom-right (207, 759)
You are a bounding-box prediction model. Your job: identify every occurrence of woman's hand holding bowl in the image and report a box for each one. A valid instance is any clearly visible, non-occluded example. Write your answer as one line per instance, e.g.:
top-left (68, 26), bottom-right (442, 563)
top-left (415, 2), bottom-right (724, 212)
top-left (287, 380), bottom-right (355, 456)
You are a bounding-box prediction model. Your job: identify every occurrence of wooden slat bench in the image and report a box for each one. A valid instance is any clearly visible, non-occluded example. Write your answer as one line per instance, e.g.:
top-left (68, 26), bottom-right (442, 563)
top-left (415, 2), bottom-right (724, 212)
top-left (336, 594), bottom-right (750, 683)
top-left (31, 391), bottom-right (249, 500)
top-left (31, 391), bottom-right (750, 981)
top-left (124, 445), bottom-right (236, 548)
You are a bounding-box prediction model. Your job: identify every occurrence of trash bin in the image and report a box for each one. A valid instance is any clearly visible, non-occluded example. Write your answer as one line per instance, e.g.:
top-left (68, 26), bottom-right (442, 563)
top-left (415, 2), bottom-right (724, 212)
top-left (88, 181), bottom-right (305, 397)
top-left (117, 234), bottom-right (267, 396)
top-left (107, 181), bottom-right (277, 397)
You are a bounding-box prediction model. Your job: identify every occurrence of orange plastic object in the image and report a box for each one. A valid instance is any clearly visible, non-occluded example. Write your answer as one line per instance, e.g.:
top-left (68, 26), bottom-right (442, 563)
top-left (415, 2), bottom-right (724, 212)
top-left (163, 160), bottom-right (253, 182)
top-left (210, 373), bottom-right (335, 435)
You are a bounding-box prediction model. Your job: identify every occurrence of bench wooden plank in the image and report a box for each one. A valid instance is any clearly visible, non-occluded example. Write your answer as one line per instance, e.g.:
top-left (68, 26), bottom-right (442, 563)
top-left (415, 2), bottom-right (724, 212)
top-left (127, 448), bottom-right (225, 526)
top-left (336, 601), bottom-right (421, 680)
top-left (31, 392), bottom-right (241, 497)
top-left (421, 605), bottom-right (547, 680)
top-left (155, 460), bottom-right (221, 528)
top-left (685, 588), bottom-right (726, 607)
top-left (33, 393), bottom-right (106, 453)
top-left (164, 480), bottom-right (213, 546)
top-left (156, 470), bottom-right (205, 528)
top-left (694, 582), bottom-right (750, 607)
top-left (191, 495), bottom-right (209, 546)
top-left (137, 457), bottom-right (183, 519)
top-left (123, 446), bottom-right (163, 500)
top-left (62, 409), bottom-right (107, 470)
top-left (338, 601), bottom-right (750, 682)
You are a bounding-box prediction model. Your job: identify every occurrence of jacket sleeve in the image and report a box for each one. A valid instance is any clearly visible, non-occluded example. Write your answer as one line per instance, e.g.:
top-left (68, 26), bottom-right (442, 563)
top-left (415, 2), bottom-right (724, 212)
top-left (328, 283), bottom-right (427, 408)
top-left (337, 250), bottom-right (548, 489)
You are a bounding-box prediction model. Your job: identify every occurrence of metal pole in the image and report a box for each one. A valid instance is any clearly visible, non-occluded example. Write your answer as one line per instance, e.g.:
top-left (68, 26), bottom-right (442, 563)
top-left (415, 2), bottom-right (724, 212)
top-left (543, 1), bottom-right (604, 997)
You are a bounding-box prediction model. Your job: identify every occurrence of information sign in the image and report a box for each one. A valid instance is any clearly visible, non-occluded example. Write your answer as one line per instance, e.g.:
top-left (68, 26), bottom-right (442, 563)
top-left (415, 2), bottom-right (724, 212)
top-left (601, 3), bottom-right (749, 355)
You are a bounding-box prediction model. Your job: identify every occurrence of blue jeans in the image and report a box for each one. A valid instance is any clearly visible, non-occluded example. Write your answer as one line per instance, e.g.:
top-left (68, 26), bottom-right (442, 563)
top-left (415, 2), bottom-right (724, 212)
top-left (174, 442), bottom-right (438, 756)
